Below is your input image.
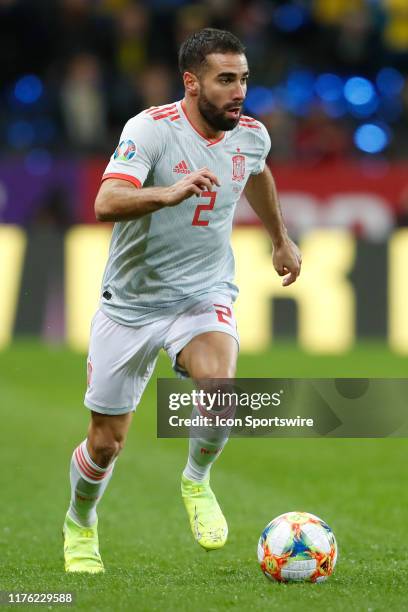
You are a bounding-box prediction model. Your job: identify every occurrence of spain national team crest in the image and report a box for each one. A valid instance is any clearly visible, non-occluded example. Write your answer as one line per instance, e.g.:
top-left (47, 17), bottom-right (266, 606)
top-left (114, 139), bottom-right (137, 161)
top-left (232, 153), bottom-right (245, 181)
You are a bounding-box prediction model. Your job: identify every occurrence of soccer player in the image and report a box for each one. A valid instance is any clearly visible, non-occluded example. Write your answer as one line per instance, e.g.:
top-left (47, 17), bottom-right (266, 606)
top-left (63, 28), bottom-right (301, 573)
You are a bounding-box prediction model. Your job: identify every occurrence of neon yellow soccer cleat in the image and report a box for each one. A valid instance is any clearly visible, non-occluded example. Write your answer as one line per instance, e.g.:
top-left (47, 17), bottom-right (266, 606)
top-left (63, 513), bottom-right (105, 574)
top-left (181, 475), bottom-right (228, 551)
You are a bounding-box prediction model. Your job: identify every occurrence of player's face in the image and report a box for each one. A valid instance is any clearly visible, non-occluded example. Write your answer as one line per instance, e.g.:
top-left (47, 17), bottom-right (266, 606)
top-left (197, 53), bottom-right (248, 131)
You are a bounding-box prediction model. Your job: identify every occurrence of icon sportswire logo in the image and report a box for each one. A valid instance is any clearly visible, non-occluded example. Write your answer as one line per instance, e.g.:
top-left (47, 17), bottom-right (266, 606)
top-left (173, 160), bottom-right (191, 174)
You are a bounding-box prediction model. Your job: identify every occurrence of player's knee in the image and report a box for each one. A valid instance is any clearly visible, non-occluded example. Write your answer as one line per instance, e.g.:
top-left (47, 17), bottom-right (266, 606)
top-left (93, 440), bottom-right (122, 467)
top-left (193, 361), bottom-right (236, 379)
top-left (88, 433), bottom-right (125, 467)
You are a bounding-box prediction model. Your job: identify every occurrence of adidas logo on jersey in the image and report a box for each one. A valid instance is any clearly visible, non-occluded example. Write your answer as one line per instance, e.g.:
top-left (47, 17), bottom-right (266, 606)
top-left (173, 160), bottom-right (191, 174)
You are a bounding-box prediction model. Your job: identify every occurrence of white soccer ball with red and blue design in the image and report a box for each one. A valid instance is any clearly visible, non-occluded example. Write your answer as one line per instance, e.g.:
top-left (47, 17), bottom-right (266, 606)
top-left (257, 511), bottom-right (337, 583)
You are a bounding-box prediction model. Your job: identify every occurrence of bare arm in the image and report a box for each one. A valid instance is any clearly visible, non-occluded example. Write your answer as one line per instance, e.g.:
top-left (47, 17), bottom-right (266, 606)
top-left (244, 166), bottom-right (302, 286)
top-left (244, 165), bottom-right (287, 245)
top-left (94, 168), bottom-right (220, 222)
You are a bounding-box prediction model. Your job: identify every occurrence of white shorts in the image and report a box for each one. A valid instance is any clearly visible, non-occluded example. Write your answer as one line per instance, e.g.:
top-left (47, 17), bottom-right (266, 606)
top-left (84, 294), bottom-right (239, 415)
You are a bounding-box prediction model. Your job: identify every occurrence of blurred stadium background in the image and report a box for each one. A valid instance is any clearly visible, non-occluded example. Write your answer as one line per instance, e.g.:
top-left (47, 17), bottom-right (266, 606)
top-left (1, 0), bottom-right (408, 354)
top-left (2, 1), bottom-right (408, 609)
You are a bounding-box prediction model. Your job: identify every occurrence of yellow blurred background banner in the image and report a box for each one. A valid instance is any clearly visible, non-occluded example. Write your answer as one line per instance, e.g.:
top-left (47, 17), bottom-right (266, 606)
top-left (1, 223), bottom-right (408, 355)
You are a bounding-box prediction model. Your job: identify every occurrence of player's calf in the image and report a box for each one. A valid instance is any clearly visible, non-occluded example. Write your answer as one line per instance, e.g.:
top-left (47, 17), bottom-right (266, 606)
top-left (63, 412), bottom-right (133, 572)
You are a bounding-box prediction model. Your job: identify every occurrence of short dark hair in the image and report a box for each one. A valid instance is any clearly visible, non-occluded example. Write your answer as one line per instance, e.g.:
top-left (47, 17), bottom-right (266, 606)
top-left (178, 28), bottom-right (246, 76)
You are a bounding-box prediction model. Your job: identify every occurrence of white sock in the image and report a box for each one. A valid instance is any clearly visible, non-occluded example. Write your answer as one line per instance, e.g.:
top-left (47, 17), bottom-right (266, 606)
top-left (183, 400), bottom-right (232, 482)
top-left (68, 439), bottom-right (115, 527)
top-left (183, 436), bottom-right (228, 482)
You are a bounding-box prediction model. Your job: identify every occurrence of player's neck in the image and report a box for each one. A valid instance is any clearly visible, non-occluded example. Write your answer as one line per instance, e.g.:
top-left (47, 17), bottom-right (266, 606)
top-left (181, 98), bottom-right (224, 142)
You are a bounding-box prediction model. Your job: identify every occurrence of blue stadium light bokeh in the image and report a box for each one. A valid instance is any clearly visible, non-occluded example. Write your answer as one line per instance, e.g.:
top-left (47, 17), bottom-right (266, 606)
top-left (273, 3), bottom-right (306, 32)
top-left (354, 123), bottom-right (389, 154)
top-left (344, 77), bottom-right (375, 106)
top-left (284, 70), bottom-right (315, 115)
top-left (376, 67), bottom-right (404, 97)
top-left (14, 75), bottom-right (43, 105)
top-left (348, 93), bottom-right (379, 118)
top-left (7, 120), bottom-right (35, 149)
top-left (315, 73), bottom-right (344, 103)
top-left (245, 86), bottom-right (275, 115)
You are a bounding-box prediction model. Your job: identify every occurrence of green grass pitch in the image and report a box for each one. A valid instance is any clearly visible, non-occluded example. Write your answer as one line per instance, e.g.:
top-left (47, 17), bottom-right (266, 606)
top-left (1, 340), bottom-right (407, 611)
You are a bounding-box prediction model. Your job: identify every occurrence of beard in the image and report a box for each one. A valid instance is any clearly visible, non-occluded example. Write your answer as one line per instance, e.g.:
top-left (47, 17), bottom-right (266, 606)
top-left (197, 91), bottom-right (241, 131)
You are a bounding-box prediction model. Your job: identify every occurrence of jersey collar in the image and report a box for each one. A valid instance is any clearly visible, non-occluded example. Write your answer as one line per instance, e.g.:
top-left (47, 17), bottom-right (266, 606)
top-left (179, 99), bottom-right (225, 148)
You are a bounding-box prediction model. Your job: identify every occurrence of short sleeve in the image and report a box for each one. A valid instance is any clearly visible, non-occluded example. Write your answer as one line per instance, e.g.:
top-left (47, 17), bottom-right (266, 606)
top-left (250, 123), bottom-right (271, 175)
top-left (102, 113), bottom-right (163, 188)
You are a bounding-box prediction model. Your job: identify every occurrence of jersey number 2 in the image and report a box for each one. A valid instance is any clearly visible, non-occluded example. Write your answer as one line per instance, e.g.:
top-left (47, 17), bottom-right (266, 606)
top-left (192, 191), bottom-right (217, 226)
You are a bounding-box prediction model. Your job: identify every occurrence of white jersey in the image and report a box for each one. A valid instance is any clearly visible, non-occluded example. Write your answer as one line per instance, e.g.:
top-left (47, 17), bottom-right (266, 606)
top-left (100, 99), bottom-right (271, 326)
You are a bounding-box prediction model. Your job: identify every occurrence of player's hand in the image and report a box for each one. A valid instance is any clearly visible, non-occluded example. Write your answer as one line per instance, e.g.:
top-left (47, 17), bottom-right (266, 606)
top-left (272, 237), bottom-right (302, 286)
top-left (163, 167), bottom-right (220, 207)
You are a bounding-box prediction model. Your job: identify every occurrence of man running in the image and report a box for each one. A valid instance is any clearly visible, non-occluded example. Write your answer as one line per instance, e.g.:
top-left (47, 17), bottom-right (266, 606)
top-left (63, 27), bottom-right (301, 573)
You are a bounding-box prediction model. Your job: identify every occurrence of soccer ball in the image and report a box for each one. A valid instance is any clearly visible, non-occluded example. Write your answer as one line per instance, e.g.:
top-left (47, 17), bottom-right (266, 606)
top-left (257, 511), bottom-right (337, 583)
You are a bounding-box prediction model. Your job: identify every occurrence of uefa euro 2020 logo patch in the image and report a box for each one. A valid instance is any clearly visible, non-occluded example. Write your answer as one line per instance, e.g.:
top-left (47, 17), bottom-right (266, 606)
top-left (113, 139), bottom-right (137, 161)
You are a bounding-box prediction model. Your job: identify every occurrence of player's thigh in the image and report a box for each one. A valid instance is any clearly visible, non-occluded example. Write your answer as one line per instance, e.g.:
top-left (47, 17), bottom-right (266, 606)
top-left (165, 295), bottom-right (239, 379)
top-left (85, 309), bottom-right (161, 415)
top-left (177, 331), bottom-right (238, 379)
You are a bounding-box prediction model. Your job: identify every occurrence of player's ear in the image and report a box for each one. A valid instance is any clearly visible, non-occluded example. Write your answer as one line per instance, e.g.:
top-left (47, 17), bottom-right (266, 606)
top-left (183, 71), bottom-right (200, 96)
